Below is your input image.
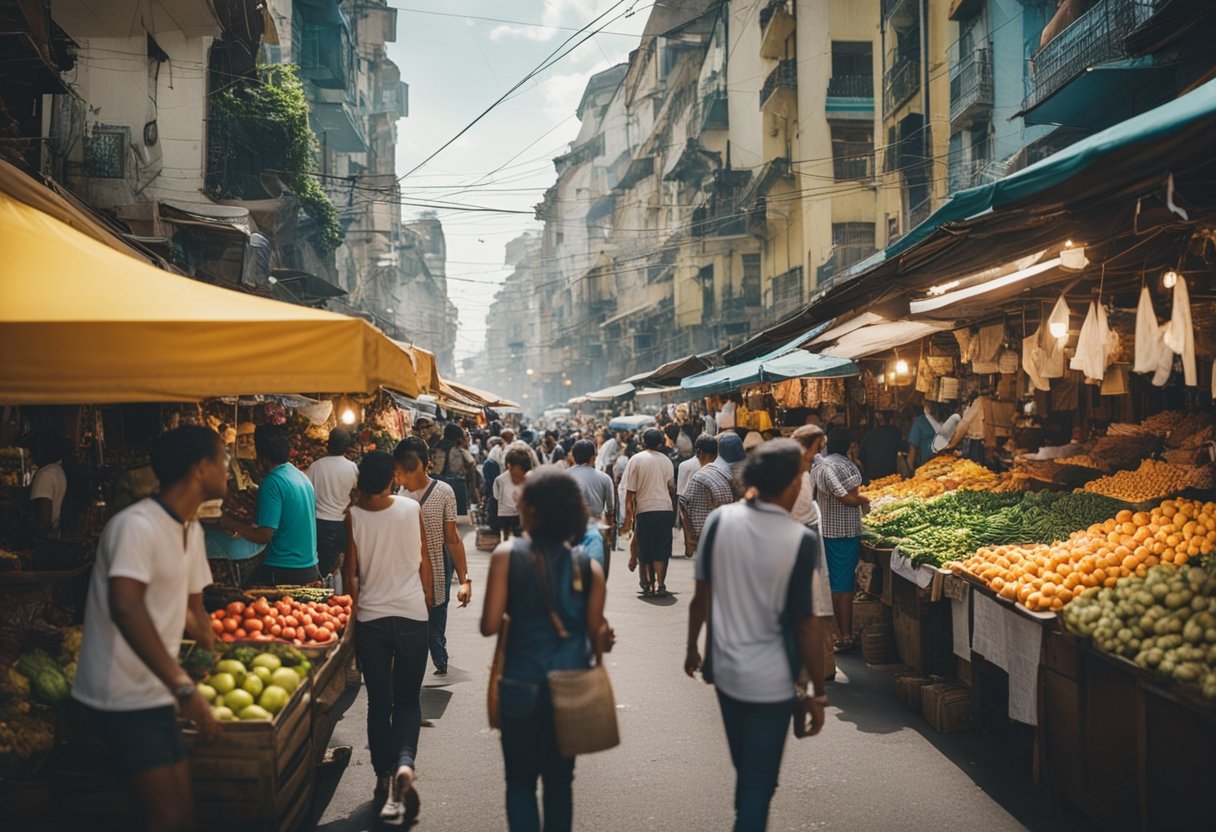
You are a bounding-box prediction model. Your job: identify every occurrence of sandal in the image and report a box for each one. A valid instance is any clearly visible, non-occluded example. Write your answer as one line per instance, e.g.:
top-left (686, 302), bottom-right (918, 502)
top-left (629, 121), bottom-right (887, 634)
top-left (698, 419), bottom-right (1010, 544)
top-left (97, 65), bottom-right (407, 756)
top-left (833, 638), bottom-right (859, 653)
top-left (655, 585), bottom-right (669, 597)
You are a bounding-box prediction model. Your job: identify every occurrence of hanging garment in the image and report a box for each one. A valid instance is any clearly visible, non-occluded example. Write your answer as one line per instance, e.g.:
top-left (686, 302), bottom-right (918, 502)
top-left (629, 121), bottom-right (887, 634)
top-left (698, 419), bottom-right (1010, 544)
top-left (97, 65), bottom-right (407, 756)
top-left (1023, 331), bottom-right (1051, 392)
top-left (1133, 285), bottom-right (1169, 374)
top-left (1034, 319), bottom-right (1066, 380)
top-left (954, 329), bottom-right (974, 364)
top-left (1163, 275), bottom-right (1197, 386)
top-left (1070, 301), bottom-right (1111, 382)
top-left (971, 323), bottom-right (1005, 373)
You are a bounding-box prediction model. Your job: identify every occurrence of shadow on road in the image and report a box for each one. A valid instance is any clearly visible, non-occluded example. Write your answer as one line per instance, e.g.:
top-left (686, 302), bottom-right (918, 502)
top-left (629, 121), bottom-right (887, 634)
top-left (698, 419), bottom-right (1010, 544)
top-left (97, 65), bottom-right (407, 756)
top-left (421, 686), bottom-right (454, 723)
top-left (638, 592), bottom-right (679, 606)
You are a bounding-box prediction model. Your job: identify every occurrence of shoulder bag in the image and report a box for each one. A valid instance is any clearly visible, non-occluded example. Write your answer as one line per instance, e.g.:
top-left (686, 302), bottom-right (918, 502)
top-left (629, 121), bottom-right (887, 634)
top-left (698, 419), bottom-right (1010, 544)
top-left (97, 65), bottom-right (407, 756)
top-left (541, 550), bottom-right (620, 757)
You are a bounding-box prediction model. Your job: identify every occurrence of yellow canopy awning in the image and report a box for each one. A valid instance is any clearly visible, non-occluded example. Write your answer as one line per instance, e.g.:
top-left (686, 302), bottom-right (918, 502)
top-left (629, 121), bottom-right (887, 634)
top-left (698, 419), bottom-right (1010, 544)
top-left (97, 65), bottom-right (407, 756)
top-left (393, 342), bottom-right (441, 395)
top-left (445, 380), bottom-right (519, 410)
top-left (0, 190), bottom-right (419, 403)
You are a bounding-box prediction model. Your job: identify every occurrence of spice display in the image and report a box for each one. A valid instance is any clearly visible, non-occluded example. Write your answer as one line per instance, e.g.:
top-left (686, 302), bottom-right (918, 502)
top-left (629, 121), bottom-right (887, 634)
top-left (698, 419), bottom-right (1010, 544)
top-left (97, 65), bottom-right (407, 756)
top-left (861, 456), bottom-right (1011, 501)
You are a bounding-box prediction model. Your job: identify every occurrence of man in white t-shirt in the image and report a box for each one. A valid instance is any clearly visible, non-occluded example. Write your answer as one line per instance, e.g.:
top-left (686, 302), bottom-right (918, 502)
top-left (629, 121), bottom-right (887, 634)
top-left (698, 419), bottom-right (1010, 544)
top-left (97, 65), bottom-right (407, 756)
top-left (685, 439), bottom-right (832, 831)
top-left (306, 428), bottom-right (359, 577)
top-left (72, 425), bottom-right (225, 832)
top-left (623, 429), bottom-right (676, 596)
top-left (29, 432), bottom-right (69, 537)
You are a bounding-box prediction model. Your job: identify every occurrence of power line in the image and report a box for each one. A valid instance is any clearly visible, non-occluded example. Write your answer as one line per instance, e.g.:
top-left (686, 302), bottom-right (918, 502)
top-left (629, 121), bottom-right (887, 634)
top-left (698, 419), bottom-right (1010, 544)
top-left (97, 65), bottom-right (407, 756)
top-left (390, 4), bottom-right (643, 37)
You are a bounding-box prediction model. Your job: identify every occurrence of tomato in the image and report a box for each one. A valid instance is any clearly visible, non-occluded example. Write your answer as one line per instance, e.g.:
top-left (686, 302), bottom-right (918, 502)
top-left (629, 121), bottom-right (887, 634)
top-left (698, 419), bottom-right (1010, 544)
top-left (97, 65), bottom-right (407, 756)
top-left (263, 615), bottom-right (276, 629)
top-left (234, 628), bottom-right (247, 639)
top-left (284, 615), bottom-right (299, 628)
top-left (211, 619), bottom-right (224, 634)
top-left (282, 627), bottom-right (297, 640)
top-left (315, 627), bottom-right (332, 641)
top-left (270, 624), bottom-right (282, 636)
top-left (220, 633), bottom-right (235, 643)
top-left (226, 601), bottom-right (246, 617)
top-left (300, 614), bottom-right (313, 627)
top-left (246, 619), bottom-right (264, 633)
top-left (223, 618), bottom-right (239, 633)
top-left (213, 609), bottom-right (226, 620)
top-left (281, 595), bottom-right (294, 605)
top-left (303, 624), bottom-right (319, 639)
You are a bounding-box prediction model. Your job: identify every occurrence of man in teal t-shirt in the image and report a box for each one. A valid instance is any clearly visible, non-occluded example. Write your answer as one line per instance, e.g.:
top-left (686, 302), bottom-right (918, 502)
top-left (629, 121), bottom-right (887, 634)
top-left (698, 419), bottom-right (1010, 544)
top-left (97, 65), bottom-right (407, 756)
top-left (218, 425), bottom-right (319, 585)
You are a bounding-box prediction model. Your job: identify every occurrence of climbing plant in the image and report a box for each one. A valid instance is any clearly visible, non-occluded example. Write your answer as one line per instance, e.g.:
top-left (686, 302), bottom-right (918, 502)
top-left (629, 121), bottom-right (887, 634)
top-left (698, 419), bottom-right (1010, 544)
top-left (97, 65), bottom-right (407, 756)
top-left (208, 64), bottom-right (344, 253)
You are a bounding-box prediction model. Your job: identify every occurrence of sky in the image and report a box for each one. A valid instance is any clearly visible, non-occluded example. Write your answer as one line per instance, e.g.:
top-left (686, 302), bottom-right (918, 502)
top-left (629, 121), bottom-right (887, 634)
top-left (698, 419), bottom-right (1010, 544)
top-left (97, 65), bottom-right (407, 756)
top-left (383, 1), bottom-right (652, 372)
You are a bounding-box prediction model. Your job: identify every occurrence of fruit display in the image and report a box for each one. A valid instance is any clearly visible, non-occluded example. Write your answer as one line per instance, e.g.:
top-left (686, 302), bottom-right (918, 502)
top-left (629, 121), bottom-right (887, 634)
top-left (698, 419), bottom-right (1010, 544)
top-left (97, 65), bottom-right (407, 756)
top-left (861, 456), bottom-right (1009, 501)
top-left (864, 490), bottom-right (1129, 567)
top-left (1062, 563), bottom-right (1216, 700)
top-left (1082, 458), bottom-right (1196, 502)
top-left (954, 498), bottom-right (1216, 612)
top-left (243, 586), bottom-right (334, 604)
top-left (0, 447), bottom-right (28, 487)
top-left (200, 649), bottom-right (311, 722)
top-left (209, 594), bottom-right (351, 647)
top-left (0, 713), bottom-right (54, 773)
top-left (223, 487), bottom-right (257, 524)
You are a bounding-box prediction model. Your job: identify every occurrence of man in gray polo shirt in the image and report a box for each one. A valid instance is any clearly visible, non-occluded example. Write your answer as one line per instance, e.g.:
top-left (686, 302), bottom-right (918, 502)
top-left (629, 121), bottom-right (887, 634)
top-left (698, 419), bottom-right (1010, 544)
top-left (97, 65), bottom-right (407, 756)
top-left (684, 439), bottom-right (833, 831)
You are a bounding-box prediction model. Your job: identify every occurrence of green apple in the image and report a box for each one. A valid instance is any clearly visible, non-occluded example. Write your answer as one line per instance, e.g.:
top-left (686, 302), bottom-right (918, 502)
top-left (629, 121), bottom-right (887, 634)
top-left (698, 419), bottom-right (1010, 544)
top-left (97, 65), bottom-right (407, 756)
top-left (198, 683), bottom-right (217, 703)
top-left (253, 666), bottom-right (272, 683)
top-left (213, 706), bottom-right (236, 721)
top-left (258, 685), bottom-right (289, 715)
top-left (269, 668), bottom-right (299, 694)
top-left (209, 672), bottom-right (236, 695)
top-left (241, 674), bottom-right (264, 698)
top-left (238, 704), bottom-right (272, 721)
top-left (215, 660), bottom-right (246, 686)
top-left (251, 653), bottom-right (282, 672)
top-left (224, 688), bottom-right (254, 712)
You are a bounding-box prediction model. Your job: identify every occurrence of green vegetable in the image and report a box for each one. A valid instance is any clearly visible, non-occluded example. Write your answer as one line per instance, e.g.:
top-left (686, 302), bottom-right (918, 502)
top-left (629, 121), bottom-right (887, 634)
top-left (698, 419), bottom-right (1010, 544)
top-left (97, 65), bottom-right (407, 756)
top-left (15, 651), bottom-right (70, 704)
top-left (225, 646), bottom-right (259, 668)
top-left (264, 643), bottom-right (307, 667)
top-left (183, 649), bottom-right (216, 678)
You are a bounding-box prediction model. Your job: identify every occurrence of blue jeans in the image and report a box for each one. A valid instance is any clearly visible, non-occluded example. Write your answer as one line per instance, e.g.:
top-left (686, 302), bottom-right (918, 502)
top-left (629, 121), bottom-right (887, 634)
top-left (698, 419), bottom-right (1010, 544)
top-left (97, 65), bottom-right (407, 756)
top-left (500, 690), bottom-right (574, 832)
top-left (429, 564), bottom-right (453, 669)
top-left (355, 616), bottom-right (428, 775)
top-left (716, 689), bottom-right (795, 832)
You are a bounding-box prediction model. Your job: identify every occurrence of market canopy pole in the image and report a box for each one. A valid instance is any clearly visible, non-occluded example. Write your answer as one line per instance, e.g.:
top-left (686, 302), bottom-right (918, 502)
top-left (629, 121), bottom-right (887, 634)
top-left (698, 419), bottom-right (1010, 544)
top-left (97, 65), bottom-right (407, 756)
top-left (0, 190), bottom-right (419, 403)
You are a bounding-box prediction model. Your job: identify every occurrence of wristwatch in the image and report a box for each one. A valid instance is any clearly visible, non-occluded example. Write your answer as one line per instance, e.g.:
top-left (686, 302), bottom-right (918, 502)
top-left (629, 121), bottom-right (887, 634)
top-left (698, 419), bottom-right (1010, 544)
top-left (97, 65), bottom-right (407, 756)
top-left (174, 682), bottom-right (197, 704)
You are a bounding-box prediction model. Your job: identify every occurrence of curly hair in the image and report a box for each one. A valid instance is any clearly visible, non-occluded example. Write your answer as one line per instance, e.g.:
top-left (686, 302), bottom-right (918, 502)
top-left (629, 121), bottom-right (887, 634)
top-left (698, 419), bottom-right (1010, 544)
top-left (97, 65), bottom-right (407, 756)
top-left (519, 468), bottom-right (588, 544)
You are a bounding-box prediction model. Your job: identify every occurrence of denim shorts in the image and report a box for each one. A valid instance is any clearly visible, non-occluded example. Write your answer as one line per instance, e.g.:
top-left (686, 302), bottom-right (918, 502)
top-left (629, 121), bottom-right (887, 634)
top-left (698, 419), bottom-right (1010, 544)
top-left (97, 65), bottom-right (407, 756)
top-left (84, 703), bottom-right (186, 777)
top-left (823, 536), bottom-right (861, 593)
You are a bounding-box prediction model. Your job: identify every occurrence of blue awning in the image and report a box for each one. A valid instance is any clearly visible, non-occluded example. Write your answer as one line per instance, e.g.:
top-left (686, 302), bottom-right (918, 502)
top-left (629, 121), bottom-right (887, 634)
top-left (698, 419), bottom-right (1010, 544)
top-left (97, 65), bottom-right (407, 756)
top-left (1022, 58), bottom-right (1167, 128)
top-left (846, 76), bottom-right (1216, 276)
top-left (682, 322), bottom-right (855, 396)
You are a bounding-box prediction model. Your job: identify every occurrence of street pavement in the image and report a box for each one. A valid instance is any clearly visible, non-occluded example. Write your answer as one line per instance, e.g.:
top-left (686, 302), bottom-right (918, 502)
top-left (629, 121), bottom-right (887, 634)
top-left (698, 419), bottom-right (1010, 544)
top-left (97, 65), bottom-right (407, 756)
top-left (311, 527), bottom-right (1101, 832)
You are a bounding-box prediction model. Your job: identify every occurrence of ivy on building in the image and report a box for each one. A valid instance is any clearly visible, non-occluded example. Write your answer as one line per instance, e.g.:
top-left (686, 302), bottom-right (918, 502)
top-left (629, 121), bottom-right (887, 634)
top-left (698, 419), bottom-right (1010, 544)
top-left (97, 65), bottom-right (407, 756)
top-left (207, 64), bottom-right (343, 253)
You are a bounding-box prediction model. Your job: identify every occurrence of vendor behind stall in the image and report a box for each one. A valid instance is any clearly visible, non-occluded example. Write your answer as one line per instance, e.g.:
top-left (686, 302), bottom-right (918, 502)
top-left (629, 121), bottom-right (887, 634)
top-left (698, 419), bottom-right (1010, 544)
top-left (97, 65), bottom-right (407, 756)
top-left (28, 431), bottom-right (71, 537)
top-left (217, 425), bottom-right (319, 585)
top-left (306, 428), bottom-right (358, 577)
top-left (858, 411), bottom-right (902, 482)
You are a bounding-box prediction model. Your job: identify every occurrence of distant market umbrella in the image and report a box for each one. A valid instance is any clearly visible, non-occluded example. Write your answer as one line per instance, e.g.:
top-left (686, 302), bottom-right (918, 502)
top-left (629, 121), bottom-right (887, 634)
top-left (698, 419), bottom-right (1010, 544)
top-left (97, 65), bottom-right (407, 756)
top-left (584, 383), bottom-right (635, 403)
top-left (608, 414), bottom-right (656, 432)
top-left (0, 190), bottom-right (419, 403)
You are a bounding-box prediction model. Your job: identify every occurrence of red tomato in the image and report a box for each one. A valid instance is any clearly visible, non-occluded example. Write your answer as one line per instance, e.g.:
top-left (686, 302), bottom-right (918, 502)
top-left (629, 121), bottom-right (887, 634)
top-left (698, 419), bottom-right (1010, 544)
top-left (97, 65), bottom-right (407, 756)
top-left (284, 615), bottom-right (299, 628)
top-left (282, 627), bottom-right (297, 640)
top-left (303, 624), bottom-right (318, 639)
top-left (315, 627), bottom-right (332, 641)
top-left (281, 595), bottom-right (294, 605)
top-left (211, 619), bottom-right (224, 635)
top-left (300, 614), bottom-right (313, 627)
top-left (270, 624), bottom-right (282, 636)
top-left (246, 619), bottom-right (264, 633)
top-left (220, 633), bottom-right (235, 643)
top-left (263, 615), bottom-right (276, 629)
top-left (226, 601), bottom-right (246, 617)
top-left (234, 628), bottom-right (247, 639)
top-left (213, 609), bottom-right (226, 620)
top-left (223, 618), bottom-right (239, 633)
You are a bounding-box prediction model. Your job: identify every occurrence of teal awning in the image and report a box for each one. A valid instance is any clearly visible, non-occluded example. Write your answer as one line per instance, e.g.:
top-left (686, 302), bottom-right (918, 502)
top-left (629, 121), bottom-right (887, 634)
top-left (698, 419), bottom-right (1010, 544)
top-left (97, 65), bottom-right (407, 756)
top-left (682, 322), bottom-right (855, 396)
top-left (852, 76), bottom-right (1216, 271)
top-left (1022, 58), bottom-right (1167, 128)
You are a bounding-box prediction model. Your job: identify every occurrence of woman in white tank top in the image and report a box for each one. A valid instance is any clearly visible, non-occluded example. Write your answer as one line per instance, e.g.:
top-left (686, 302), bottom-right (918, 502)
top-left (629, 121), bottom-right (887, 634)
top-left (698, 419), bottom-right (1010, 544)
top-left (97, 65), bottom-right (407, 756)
top-left (342, 451), bottom-right (433, 826)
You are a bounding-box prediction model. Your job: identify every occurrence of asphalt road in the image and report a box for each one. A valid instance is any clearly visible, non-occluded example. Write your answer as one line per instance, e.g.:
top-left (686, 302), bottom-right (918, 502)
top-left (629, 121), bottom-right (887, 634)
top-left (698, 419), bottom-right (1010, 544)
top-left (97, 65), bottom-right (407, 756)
top-left (310, 528), bottom-right (1100, 832)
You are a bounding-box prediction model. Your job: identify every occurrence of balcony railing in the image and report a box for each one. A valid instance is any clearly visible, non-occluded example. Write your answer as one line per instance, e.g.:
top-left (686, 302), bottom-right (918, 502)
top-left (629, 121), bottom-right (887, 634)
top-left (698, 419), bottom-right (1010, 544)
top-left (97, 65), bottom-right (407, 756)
top-left (827, 74), bottom-right (874, 98)
top-left (833, 143), bottom-right (874, 180)
top-left (883, 57), bottom-right (920, 114)
top-left (760, 59), bottom-right (798, 109)
top-left (770, 266), bottom-right (804, 321)
top-left (1023, 0), bottom-right (1157, 113)
top-left (817, 244), bottom-right (874, 286)
top-left (949, 48), bottom-right (993, 125)
top-left (908, 198), bottom-right (933, 230)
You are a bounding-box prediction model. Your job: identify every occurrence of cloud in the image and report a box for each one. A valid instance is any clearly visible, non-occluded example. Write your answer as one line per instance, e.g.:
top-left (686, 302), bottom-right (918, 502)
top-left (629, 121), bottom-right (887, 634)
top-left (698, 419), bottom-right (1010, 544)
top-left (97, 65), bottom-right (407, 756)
top-left (489, 0), bottom-right (609, 43)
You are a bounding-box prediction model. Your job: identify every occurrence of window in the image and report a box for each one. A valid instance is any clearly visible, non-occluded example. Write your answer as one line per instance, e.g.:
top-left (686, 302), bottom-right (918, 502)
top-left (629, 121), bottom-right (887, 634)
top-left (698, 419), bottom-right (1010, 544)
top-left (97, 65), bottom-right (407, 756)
top-left (829, 41), bottom-right (873, 97)
top-left (831, 124), bottom-right (873, 180)
top-left (829, 223), bottom-right (876, 272)
top-left (85, 125), bottom-right (129, 179)
top-left (771, 267), bottom-right (803, 311)
top-left (742, 253), bottom-right (761, 306)
top-left (699, 265), bottom-right (715, 318)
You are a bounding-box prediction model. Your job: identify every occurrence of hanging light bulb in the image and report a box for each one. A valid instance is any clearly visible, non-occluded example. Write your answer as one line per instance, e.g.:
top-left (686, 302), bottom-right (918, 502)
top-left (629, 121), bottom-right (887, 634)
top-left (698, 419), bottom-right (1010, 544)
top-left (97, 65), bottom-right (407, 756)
top-left (1163, 270), bottom-right (1179, 289)
top-left (340, 408), bottom-right (357, 425)
top-left (1048, 294), bottom-right (1071, 341)
top-left (895, 359), bottom-right (910, 375)
top-left (1059, 239), bottom-right (1088, 271)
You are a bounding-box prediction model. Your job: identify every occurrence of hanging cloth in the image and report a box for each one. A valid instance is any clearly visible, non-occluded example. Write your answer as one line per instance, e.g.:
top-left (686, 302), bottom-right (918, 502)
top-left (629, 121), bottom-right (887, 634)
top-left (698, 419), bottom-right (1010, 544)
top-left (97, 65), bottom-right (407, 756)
top-left (971, 323), bottom-right (1004, 373)
top-left (1134, 285), bottom-right (1167, 374)
top-left (1069, 301), bottom-right (1111, 382)
top-left (1022, 330), bottom-right (1051, 392)
top-left (1163, 275), bottom-right (1197, 386)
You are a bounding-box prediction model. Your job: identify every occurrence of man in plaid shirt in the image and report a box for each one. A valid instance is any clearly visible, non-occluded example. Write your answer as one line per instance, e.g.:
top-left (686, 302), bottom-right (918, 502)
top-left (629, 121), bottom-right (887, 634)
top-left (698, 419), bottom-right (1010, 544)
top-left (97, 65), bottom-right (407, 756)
top-left (680, 435), bottom-right (736, 558)
top-left (813, 428), bottom-right (870, 651)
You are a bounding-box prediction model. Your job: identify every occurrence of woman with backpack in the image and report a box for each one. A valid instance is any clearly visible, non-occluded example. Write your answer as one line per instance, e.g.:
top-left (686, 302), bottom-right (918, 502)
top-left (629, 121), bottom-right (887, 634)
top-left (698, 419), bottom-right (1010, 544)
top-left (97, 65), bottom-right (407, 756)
top-left (480, 468), bottom-right (607, 832)
top-left (433, 423), bottom-right (478, 516)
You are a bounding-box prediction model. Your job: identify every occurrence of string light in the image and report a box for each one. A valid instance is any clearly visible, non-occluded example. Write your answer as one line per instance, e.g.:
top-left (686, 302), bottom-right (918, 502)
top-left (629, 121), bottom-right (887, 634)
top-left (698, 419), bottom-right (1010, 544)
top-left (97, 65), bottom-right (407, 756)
top-left (895, 359), bottom-right (909, 375)
top-left (1163, 270), bottom-right (1179, 289)
top-left (340, 408), bottom-right (357, 425)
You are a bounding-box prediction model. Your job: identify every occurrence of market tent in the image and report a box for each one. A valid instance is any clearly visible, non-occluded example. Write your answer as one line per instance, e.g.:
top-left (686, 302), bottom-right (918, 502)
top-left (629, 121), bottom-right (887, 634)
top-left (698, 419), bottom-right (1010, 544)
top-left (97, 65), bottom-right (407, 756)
top-left (634, 385), bottom-right (683, 398)
top-left (0, 190), bottom-right (419, 403)
top-left (393, 342), bottom-right (442, 395)
top-left (623, 353), bottom-right (716, 387)
top-left (445, 380), bottom-right (519, 410)
top-left (819, 320), bottom-right (955, 361)
top-left (584, 383), bottom-right (635, 403)
top-left (757, 350), bottom-right (860, 382)
top-left (436, 376), bottom-right (485, 417)
top-left (682, 322), bottom-right (844, 397)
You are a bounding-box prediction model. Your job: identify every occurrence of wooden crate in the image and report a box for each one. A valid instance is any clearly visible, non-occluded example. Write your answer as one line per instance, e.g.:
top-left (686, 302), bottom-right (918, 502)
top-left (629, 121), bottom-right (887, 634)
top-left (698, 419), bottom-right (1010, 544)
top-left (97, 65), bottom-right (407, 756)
top-left (891, 573), bottom-right (954, 675)
top-left (852, 595), bottom-right (891, 636)
top-left (183, 676), bottom-right (315, 832)
top-left (861, 624), bottom-right (895, 665)
top-left (922, 683), bottom-right (975, 733)
top-left (894, 674), bottom-right (937, 713)
top-left (312, 626), bottom-right (357, 759)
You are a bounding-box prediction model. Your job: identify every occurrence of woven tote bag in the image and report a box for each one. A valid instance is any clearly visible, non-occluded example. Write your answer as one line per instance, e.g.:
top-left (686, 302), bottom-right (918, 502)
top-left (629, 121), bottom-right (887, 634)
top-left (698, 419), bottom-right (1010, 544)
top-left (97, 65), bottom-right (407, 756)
top-left (547, 664), bottom-right (619, 757)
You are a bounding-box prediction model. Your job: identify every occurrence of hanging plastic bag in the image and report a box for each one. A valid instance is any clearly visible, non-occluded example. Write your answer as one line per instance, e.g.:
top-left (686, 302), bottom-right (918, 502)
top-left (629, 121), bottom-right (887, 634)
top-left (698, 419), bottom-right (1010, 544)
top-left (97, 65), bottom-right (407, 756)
top-left (1163, 275), bottom-right (1197, 386)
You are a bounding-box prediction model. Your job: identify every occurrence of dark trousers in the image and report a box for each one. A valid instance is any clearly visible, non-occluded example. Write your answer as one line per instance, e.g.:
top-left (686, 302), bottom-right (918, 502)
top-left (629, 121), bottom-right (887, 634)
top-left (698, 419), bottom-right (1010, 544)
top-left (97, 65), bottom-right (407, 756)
top-left (716, 689), bottom-right (795, 832)
top-left (315, 518), bottom-right (346, 576)
top-left (355, 616), bottom-right (429, 776)
top-left (500, 694), bottom-right (574, 832)
top-left (428, 565), bottom-right (453, 669)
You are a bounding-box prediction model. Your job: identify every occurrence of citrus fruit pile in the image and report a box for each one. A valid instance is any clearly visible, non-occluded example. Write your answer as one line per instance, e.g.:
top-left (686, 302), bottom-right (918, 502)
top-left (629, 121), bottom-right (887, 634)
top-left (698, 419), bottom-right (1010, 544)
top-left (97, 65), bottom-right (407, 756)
top-left (953, 498), bottom-right (1216, 612)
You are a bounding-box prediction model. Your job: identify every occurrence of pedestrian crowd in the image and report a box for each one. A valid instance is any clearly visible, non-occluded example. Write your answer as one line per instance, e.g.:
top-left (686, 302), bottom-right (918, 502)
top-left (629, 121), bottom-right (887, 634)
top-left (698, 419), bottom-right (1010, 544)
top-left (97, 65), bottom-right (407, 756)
top-left (68, 398), bottom-right (975, 832)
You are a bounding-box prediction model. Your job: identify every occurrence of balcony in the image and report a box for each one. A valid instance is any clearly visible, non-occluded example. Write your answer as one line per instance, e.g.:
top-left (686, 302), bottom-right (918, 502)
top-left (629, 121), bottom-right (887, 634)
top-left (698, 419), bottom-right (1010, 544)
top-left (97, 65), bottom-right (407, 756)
top-left (883, 57), bottom-right (920, 115)
top-left (826, 75), bottom-right (875, 120)
top-left (949, 48), bottom-right (993, 126)
top-left (1023, 0), bottom-right (1157, 114)
top-left (832, 143), bottom-right (874, 181)
top-left (700, 88), bottom-right (729, 131)
top-left (769, 266), bottom-right (804, 321)
top-left (883, 0), bottom-right (917, 30)
top-left (759, 0), bottom-right (795, 61)
top-left (760, 59), bottom-right (798, 110)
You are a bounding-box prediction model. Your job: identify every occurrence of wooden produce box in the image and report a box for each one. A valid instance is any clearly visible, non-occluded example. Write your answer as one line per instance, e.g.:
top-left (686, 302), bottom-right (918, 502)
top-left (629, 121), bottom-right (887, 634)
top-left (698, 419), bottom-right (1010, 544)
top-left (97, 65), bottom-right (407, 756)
top-left (183, 676), bottom-right (315, 832)
top-left (852, 594), bottom-right (891, 636)
top-left (922, 682), bottom-right (975, 733)
top-left (312, 625), bottom-right (358, 760)
top-left (894, 674), bottom-right (938, 713)
top-left (891, 572), bottom-right (954, 675)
